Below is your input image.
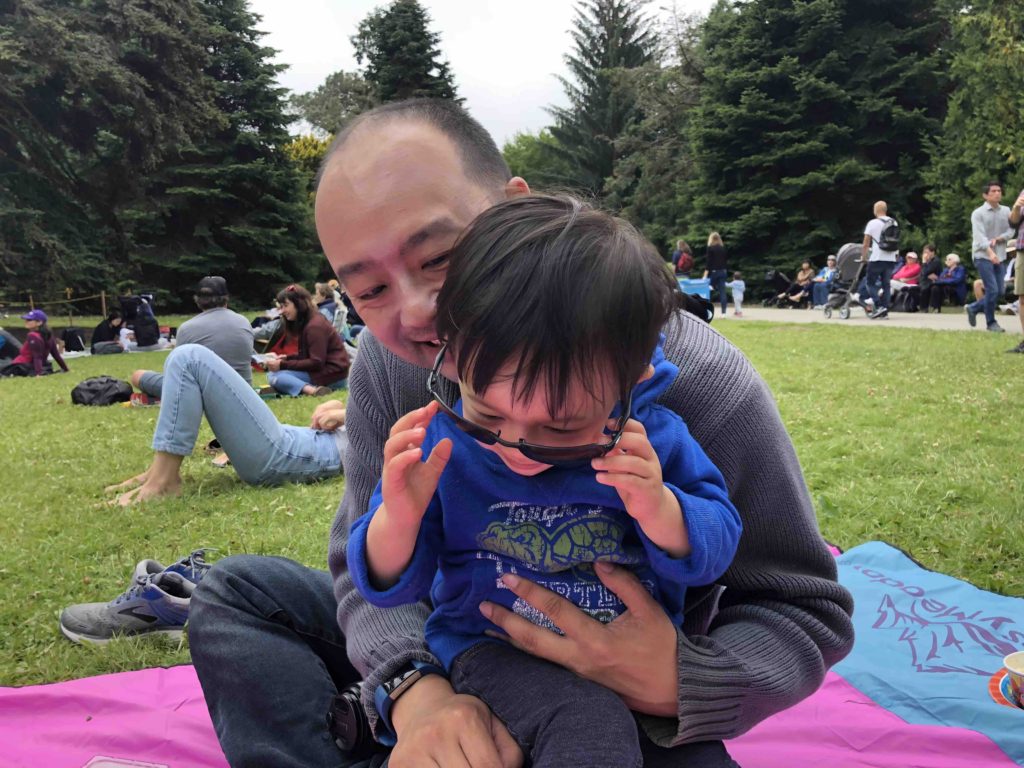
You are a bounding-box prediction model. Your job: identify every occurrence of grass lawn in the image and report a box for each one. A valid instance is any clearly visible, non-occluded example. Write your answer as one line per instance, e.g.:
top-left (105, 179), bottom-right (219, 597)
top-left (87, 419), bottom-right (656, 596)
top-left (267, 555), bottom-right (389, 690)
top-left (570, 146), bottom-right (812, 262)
top-left (0, 319), bottom-right (1021, 687)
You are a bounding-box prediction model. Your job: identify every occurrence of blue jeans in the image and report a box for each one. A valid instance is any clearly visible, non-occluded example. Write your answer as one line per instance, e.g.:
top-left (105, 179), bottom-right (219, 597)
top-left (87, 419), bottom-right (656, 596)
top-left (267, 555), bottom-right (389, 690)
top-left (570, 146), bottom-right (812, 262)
top-left (865, 262), bottom-right (894, 310)
top-left (190, 557), bottom-right (737, 768)
top-left (709, 269), bottom-right (728, 314)
top-left (268, 369), bottom-right (348, 397)
top-left (152, 344), bottom-right (342, 485)
top-left (969, 257), bottom-right (1007, 327)
top-left (811, 282), bottom-right (832, 307)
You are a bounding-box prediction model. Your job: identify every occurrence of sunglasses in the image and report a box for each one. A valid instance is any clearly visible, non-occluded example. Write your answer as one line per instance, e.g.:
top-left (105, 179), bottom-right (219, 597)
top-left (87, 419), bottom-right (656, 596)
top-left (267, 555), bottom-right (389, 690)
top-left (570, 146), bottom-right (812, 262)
top-left (427, 344), bottom-right (633, 468)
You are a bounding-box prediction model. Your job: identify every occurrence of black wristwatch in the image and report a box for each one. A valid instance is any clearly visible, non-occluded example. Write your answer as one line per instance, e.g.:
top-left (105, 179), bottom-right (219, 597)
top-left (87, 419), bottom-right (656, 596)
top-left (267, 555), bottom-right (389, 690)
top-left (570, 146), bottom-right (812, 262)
top-left (373, 659), bottom-right (446, 745)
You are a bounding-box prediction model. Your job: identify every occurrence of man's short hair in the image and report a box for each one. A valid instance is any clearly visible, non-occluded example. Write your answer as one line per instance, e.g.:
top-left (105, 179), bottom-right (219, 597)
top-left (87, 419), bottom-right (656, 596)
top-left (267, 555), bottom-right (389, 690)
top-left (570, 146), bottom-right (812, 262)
top-left (923, 243), bottom-right (936, 254)
top-left (316, 98), bottom-right (510, 194)
top-left (436, 194), bottom-right (680, 417)
top-left (983, 180), bottom-right (1003, 195)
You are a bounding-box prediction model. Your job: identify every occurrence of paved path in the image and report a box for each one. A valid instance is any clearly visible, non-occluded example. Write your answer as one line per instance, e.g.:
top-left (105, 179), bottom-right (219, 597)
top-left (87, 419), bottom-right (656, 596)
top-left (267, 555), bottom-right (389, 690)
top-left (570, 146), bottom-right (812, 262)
top-left (717, 305), bottom-right (1023, 334)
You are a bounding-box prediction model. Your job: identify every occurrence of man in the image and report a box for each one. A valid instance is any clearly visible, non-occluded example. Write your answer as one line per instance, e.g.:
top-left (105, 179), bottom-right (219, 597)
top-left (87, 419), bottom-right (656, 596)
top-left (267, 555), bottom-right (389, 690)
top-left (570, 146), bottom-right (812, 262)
top-left (917, 244), bottom-right (942, 312)
top-left (134, 276), bottom-right (255, 397)
top-left (188, 100), bottom-right (854, 768)
top-left (1007, 188), bottom-right (1024, 352)
top-left (861, 201), bottom-right (900, 319)
top-left (965, 181), bottom-right (1016, 333)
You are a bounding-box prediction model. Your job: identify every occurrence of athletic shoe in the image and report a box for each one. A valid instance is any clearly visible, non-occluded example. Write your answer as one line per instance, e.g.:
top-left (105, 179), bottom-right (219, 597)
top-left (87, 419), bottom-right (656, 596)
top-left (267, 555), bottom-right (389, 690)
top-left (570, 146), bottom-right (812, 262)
top-left (869, 307), bottom-right (889, 320)
top-left (1006, 341), bottom-right (1024, 354)
top-left (966, 304), bottom-right (978, 327)
top-left (59, 571), bottom-right (194, 645)
top-left (131, 549), bottom-right (211, 587)
top-left (129, 392), bottom-right (160, 407)
top-left (987, 323), bottom-right (1006, 333)
top-left (312, 385), bottom-right (334, 397)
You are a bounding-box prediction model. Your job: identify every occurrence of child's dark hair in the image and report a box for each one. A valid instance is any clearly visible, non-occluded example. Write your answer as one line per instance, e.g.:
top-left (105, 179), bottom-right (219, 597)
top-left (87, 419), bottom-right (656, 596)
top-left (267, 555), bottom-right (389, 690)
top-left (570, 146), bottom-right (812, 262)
top-left (436, 194), bottom-right (681, 417)
top-left (732, 271), bottom-right (742, 280)
top-left (276, 284), bottom-right (314, 335)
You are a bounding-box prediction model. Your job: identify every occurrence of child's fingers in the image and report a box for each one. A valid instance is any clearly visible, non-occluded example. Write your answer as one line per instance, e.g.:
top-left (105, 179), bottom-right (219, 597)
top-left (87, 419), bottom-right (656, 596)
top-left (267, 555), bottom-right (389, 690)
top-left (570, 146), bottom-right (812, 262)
top-left (594, 471), bottom-right (647, 495)
top-left (383, 445), bottom-right (423, 487)
top-left (606, 430), bottom-right (656, 460)
top-left (383, 427), bottom-right (427, 462)
top-left (591, 454), bottom-right (655, 479)
top-left (421, 438), bottom-right (453, 482)
top-left (388, 401), bottom-right (439, 438)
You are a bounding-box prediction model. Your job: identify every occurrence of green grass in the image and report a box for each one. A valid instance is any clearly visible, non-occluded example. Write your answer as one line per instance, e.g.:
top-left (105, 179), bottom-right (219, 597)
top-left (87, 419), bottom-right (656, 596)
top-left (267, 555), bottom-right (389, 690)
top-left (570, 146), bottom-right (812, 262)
top-left (0, 320), bottom-right (1021, 687)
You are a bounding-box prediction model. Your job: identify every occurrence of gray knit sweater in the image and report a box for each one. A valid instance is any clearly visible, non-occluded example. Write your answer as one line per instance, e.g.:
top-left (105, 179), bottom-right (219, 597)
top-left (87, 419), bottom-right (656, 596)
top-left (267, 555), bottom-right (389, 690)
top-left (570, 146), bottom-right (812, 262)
top-left (328, 310), bottom-right (855, 746)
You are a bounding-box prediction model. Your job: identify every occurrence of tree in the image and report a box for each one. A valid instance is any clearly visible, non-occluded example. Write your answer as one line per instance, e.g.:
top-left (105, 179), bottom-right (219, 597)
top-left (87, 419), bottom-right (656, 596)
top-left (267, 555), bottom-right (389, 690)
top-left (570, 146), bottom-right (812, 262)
top-left (501, 130), bottom-right (575, 189)
top-left (688, 0), bottom-right (948, 274)
top-left (547, 0), bottom-right (658, 196)
top-left (924, 0), bottom-right (1024, 254)
top-left (291, 70), bottom-right (378, 135)
top-left (125, 0), bottom-right (317, 307)
top-left (351, 0), bottom-right (460, 103)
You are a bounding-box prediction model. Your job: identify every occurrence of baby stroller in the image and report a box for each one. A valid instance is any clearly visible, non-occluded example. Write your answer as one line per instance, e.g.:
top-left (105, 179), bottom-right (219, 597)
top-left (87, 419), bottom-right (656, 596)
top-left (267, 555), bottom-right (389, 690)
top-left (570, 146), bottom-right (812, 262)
top-left (760, 269), bottom-right (793, 307)
top-left (823, 243), bottom-right (872, 319)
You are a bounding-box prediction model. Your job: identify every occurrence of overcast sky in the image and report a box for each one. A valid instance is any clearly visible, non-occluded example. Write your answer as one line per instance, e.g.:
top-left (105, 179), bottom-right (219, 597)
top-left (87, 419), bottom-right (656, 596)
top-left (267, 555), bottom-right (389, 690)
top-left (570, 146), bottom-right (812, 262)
top-left (247, 0), bottom-right (716, 146)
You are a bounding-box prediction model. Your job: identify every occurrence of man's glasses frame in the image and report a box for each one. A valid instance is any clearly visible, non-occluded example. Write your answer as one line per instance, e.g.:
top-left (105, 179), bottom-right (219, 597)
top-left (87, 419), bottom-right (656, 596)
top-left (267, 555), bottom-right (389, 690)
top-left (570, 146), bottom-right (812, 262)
top-left (426, 344), bottom-right (633, 468)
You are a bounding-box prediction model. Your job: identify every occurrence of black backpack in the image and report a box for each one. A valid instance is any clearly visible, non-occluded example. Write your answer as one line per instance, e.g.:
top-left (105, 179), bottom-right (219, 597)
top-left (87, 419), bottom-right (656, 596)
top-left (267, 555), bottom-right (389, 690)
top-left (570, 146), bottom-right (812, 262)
top-left (876, 217), bottom-right (901, 252)
top-left (61, 327), bottom-right (86, 352)
top-left (71, 376), bottom-right (134, 406)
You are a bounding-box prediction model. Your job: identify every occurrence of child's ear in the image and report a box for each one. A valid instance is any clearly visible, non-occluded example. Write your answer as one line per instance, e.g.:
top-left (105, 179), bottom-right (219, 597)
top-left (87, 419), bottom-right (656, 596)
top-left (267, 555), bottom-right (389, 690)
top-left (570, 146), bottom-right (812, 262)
top-left (636, 364), bottom-right (655, 384)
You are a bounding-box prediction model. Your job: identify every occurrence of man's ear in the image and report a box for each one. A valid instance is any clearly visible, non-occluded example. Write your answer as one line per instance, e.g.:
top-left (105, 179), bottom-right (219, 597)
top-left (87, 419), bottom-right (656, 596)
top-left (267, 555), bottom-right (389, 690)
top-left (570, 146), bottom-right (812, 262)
top-left (505, 176), bottom-right (530, 199)
top-left (636, 364), bottom-right (655, 384)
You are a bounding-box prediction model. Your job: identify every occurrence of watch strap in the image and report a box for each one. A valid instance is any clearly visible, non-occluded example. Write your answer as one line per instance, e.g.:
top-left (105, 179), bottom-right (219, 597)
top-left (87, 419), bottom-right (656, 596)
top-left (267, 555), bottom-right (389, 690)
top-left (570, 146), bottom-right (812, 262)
top-left (374, 659), bottom-right (446, 745)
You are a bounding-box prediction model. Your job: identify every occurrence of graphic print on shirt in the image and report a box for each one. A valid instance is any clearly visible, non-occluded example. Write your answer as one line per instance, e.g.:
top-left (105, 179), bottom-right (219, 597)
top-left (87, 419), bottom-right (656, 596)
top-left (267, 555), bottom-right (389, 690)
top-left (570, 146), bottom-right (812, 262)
top-left (475, 500), bottom-right (653, 632)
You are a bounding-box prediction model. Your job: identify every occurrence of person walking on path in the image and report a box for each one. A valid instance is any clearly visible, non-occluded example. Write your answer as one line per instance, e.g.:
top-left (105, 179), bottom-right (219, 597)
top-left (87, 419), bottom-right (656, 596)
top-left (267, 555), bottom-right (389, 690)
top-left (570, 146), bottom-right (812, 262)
top-left (702, 232), bottom-right (729, 315)
top-left (861, 201), bottom-right (900, 319)
top-left (1005, 188), bottom-right (1024, 351)
top-left (965, 181), bottom-right (1016, 333)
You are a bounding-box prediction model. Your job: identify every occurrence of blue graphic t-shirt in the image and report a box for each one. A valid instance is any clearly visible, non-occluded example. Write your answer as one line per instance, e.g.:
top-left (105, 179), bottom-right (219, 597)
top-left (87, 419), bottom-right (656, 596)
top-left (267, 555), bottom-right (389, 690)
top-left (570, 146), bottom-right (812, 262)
top-left (348, 344), bottom-right (742, 670)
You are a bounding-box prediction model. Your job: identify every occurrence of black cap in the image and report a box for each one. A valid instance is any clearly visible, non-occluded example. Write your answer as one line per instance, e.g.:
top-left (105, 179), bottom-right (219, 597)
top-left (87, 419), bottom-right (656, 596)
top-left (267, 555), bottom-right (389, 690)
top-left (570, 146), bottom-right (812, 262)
top-left (196, 276), bottom-right (228, 296)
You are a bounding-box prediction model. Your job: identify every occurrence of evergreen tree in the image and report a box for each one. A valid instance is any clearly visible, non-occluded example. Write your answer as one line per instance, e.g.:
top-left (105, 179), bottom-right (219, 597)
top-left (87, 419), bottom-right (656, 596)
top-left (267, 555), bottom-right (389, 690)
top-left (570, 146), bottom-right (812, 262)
top-left (291, 70), bottom-right (378, 135)
top-left (924, 0), bottom-right (1024, 255)
top-left (501, 129), bottom-right (576, 189)
top-left (351, 0), bottom-right (460, 103)
top-left (688, 0), bottom-right (947, 273)
top-left (127, 0), bottom-right (317, 306)
top-left (547, 0), bottom-right (658, 196)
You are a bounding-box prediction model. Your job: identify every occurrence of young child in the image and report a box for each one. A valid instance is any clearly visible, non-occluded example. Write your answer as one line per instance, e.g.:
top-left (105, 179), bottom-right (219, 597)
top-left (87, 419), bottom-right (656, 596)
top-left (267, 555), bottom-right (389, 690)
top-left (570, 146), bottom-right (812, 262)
top-left (725, 271), bottom-right (746, 317)
top-left (348, 194), bottom-right (742, 767)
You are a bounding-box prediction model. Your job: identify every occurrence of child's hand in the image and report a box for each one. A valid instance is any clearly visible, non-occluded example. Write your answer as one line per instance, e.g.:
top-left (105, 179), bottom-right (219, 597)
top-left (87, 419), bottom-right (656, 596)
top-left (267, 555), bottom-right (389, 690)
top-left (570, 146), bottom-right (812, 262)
top-left (382, 401), bottom-right (453, 526)
top-left (591, 419), bottom-right (670, 521)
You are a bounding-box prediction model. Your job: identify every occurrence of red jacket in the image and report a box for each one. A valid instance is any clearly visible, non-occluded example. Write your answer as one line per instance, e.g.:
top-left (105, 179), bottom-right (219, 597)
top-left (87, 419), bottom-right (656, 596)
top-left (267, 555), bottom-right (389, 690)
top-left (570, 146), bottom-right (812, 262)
top-left (12, 330), bottom-right (68, 376)
top-left (278, 313), bottom-right (350, 386)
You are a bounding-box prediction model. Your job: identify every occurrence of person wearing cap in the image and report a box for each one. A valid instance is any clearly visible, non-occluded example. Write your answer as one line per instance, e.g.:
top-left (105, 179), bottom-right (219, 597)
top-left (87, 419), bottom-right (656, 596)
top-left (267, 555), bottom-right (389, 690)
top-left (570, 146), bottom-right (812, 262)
top-left (811, 255), bottom-right (839, 309)
top-left (0, 309), bottom-right (69, 377)
top-left (133, 276), bottom-right (255, 398)
top-left (890, 251), bottom-right (921, 293)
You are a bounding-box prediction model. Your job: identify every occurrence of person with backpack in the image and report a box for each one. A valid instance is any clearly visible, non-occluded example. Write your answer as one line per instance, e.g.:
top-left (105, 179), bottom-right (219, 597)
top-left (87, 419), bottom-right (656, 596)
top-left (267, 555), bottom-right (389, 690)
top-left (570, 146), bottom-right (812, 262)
top-left (861, 201), bottom-right (900, 319)
top-left (672, 239), bottom-right (694, 276)
top-left (0, 309), bottom-right (69, 377)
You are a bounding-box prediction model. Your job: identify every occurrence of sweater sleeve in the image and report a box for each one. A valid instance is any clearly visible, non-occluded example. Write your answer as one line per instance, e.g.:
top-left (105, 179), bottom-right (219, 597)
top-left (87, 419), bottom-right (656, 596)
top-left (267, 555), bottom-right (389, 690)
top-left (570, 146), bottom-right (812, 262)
top-left (327, 334), bottom-right (441, 741)
top-left (636, 314), bottom-right (854, 747)
top-left (347, 481), bottom-right (445, 608)
top-left (281, 324), bottom-right (328, 373)
top-left (639, 416), bottom-right (741, 591)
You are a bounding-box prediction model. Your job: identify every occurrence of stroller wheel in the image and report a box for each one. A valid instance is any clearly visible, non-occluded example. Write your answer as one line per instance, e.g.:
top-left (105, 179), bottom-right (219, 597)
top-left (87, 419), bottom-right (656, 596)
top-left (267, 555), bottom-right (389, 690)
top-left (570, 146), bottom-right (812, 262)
top-left (823, 306), bottom-right (832, 319)
top-left (839, 306), bottom-right (851, 320)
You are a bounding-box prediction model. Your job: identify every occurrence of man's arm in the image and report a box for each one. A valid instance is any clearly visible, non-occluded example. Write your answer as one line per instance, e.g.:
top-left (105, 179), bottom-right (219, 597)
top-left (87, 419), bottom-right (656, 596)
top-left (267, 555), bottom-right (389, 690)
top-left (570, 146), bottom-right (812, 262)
top-left (641, 314), bottom-right (854, 745)
top-left (971, 208), bottom-right (990, 257)
top-left (861, 232), bottom-right (872, 261)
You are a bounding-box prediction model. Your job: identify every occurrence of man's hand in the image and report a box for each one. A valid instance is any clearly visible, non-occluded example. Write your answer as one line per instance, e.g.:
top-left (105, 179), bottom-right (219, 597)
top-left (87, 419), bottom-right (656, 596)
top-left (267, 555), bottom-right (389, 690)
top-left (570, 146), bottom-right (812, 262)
top-left (390, 675), bottom-right (523, 768)
top-left (480, 563), bottom-right (679, 717)
top-left (592, 420), bottom-right (689, 557)
top-left (310, 400), bottom-right (345, 431)
top-left (381, 401), bottom-right (452, 527)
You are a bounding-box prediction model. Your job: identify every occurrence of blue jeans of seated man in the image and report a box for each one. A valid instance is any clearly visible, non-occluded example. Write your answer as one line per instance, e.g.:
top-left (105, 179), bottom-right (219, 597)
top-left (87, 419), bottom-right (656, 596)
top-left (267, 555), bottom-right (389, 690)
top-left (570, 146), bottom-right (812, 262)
top-left (865, 261), bottom-right (894, 310)
top-left (968, 257), bottom-right (1006, 328)
top-left (152, 344), bottom-right (342, 485)
top-left (268, 369), bottom-right (347, 397)
top-left (811, 281), bottom-right (831, 307)
top-left (190, 557), bottom-right (738, 768)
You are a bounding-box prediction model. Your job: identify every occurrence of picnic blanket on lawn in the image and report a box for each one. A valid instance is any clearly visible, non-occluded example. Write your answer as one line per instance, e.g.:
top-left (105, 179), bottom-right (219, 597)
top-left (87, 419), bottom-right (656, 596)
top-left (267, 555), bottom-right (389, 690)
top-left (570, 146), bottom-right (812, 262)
top-left (0, 541), bottom-right (1020, 767)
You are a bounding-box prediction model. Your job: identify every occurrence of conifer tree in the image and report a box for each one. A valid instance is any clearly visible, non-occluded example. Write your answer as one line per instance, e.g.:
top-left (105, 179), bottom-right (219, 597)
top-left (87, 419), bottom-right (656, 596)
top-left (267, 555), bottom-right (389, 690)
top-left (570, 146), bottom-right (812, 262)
top-left (688, 0), bottom-right (947, 272)
top-left (547, 0), bottom-right (657, 196)
top-left (352, 0), bottom-right (460, 103)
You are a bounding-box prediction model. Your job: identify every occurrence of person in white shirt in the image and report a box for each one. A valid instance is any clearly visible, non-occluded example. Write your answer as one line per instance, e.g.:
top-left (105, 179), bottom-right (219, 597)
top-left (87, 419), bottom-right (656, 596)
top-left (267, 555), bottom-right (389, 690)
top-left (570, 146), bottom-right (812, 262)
top-left (861, 201), bottom-right (899, 319)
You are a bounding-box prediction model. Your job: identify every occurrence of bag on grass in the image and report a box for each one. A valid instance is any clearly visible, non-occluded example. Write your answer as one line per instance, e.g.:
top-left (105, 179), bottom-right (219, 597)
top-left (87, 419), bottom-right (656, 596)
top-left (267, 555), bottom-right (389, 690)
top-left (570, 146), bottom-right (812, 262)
top-left (71, 376), bottom-right (133, 406)
top-left (61, 327), bottom-right (86, 352)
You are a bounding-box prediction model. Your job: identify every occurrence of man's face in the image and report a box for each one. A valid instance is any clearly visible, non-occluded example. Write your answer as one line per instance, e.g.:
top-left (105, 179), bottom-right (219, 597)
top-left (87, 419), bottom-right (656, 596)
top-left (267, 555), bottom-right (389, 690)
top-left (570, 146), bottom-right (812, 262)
top-left (316, 122), bottom-right (504, 370)
top-left (984, 185), bottom-right (1003, 206)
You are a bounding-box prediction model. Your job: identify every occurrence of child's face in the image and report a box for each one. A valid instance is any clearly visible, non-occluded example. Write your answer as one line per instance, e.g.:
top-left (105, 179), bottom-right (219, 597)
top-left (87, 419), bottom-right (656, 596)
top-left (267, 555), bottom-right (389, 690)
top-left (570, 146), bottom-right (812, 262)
top-left (459, 363), bottom-right (621, 477)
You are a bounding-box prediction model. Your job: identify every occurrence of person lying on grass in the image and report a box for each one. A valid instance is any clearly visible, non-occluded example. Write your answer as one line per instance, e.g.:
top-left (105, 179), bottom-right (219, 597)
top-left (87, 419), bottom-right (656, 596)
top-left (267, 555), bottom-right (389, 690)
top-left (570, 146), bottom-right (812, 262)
top-left (348, 194), bottom-right (742, 767)
top-left (106, 344), bottom-right (346, 505)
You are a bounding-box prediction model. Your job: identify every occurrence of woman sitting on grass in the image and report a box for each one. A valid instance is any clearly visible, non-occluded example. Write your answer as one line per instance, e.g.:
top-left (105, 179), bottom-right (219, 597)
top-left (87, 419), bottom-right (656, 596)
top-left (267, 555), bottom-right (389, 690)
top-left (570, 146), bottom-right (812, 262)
top-left (264, 284), bottom-right (350, 397)
top-left (107, 344), bottom-right (347, 505)
top-left (0, 309), bottom-right (68, 377)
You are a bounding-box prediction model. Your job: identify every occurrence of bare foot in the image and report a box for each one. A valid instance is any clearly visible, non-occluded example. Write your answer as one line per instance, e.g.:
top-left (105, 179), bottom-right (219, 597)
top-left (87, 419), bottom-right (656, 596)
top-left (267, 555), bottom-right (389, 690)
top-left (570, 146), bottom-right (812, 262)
top-left (105, 471), bottom-right (149, 493)
top-left (112, 478), bottom-right (182, 506)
